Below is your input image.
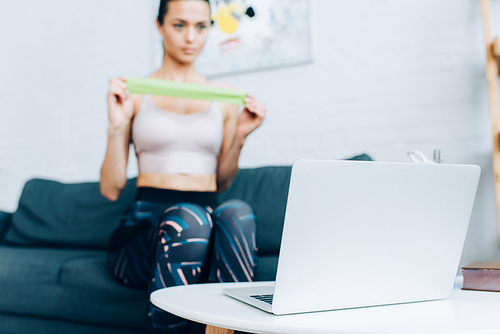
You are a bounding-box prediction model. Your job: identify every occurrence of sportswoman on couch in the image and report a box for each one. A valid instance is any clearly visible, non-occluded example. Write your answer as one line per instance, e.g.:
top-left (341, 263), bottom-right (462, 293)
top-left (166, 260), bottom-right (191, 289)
top-left (100, 0), bottom-right (266, 332)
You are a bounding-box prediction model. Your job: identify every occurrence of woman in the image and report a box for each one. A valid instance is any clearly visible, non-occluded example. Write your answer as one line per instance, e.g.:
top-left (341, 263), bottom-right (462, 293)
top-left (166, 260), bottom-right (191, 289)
top-left (100, 0), bottom-right (266, 332)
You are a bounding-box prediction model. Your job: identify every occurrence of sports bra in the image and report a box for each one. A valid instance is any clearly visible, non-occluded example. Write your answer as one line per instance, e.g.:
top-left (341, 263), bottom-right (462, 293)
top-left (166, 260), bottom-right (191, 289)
top-left (132, 94), bottom-right (224, 175)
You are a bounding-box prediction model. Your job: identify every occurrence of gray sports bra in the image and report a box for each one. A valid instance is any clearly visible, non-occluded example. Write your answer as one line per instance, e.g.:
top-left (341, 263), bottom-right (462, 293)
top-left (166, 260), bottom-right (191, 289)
top-left (132, 94), bottom-right (224, 175)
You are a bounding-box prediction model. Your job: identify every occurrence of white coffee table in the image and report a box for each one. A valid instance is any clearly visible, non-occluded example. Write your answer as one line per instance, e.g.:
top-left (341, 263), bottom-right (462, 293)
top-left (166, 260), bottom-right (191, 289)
top-left (151, 276), bottom-right (500, 334)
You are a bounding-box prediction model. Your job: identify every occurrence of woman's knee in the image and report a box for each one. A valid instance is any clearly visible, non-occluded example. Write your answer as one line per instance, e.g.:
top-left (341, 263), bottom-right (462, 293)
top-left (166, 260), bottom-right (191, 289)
top-left (215, 199), bottom-right (254, 214)
top-left (159, 203), bottom-right (213, 241)
top-left (213, 200), bottom-right (258, 252)
top-left (210, 200), bottom-right (258, 283)
top-left (153, 203), bottom-right (215, 288)
top-left (214, 200), bottom-right (257, 228)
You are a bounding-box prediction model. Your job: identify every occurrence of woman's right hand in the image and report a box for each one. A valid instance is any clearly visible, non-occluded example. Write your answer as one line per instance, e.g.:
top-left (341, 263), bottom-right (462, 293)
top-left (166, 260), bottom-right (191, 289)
top-left (107, 77), bottom-right (134, 130)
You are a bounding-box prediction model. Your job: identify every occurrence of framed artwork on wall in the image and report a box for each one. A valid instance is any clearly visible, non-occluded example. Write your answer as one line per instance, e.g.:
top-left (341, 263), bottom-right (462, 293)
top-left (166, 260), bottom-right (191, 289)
top-left (153, 0), bottom-right (312, 77)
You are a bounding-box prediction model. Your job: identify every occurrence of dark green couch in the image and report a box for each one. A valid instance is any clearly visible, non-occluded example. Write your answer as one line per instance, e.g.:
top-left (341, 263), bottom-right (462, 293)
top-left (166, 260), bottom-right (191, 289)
top-left (0, 155), bottom-right (371, 334)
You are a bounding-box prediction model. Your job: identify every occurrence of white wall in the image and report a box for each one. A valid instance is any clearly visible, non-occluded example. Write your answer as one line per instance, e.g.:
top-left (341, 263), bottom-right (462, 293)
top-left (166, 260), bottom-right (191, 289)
top-left (1, 0), bottom-right (499, 266)
top-left (0, 0), bottom-right (156, 208)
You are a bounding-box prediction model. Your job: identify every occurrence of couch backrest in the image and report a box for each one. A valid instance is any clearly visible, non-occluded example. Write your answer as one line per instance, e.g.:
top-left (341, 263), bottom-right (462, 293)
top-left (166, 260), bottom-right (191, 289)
top-left (4, 154), bottom-right (372, 252)
top-left (0, 212), bottom-right (12, 243)
top-left (4, 178), bottom-right (137, 249)
top-left (4, 167), bottom-right (292, 253)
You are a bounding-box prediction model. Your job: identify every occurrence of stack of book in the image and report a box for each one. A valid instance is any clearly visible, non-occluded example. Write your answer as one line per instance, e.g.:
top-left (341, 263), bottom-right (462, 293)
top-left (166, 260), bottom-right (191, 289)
top-left (462, 262), bottom-right (500, 292)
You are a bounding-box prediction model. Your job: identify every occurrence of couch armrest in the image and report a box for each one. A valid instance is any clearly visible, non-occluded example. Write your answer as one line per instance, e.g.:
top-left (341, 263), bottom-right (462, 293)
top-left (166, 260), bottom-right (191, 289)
top-left (0, 211), bottom-right (13, 243)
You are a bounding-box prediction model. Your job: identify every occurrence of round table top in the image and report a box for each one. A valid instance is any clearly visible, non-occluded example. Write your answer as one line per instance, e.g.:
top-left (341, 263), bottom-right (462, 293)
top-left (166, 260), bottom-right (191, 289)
top-left (151, 276), bottom-right (500, 334)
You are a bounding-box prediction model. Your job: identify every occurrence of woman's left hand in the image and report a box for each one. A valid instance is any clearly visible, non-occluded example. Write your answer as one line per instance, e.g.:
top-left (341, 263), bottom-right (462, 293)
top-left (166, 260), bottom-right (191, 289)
top-left (237, 95), bottom-right (266, 139)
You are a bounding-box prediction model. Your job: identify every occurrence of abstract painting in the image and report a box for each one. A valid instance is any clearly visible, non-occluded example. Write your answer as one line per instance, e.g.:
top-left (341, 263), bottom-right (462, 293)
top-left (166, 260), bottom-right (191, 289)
top-left (195, 0), bottom-right (312, 77)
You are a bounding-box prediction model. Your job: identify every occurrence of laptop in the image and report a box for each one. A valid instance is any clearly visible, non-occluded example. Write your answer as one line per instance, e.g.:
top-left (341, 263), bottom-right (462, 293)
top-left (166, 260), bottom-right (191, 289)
top-left (223, 159), bottom-right (481, 315)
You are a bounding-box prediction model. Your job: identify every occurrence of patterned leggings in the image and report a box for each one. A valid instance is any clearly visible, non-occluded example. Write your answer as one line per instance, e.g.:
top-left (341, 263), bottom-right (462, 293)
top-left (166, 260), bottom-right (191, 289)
top-left (107, 199), bottom-right (257, 333)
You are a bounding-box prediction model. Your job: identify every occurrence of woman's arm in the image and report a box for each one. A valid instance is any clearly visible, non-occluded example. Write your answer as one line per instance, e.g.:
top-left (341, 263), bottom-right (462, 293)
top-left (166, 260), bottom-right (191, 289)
top-left (217, 94), bottom-right (266, 192)
top-left (100, 78), bottom-right (136, 201)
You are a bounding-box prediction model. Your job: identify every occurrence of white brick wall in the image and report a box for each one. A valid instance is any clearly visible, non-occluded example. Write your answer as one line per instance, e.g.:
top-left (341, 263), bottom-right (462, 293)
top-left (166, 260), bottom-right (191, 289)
top-left (1, 0), bottom-right (499, 266)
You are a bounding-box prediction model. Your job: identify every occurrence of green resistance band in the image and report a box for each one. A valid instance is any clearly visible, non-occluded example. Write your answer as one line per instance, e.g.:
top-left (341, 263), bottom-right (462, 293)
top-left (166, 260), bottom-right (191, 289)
top-left (126, 77), bottom-right (247, 105)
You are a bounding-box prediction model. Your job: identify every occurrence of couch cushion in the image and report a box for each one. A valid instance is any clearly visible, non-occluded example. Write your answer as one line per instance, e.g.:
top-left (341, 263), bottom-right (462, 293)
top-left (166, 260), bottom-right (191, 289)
top-left (0, 245), bottom-right (277, 329)
top-left (0, 246), bottom-right (148, 329)
top-left (5, 178), bottom-right (137, 249)
top-left (0, 313), bottom-right (144, 334)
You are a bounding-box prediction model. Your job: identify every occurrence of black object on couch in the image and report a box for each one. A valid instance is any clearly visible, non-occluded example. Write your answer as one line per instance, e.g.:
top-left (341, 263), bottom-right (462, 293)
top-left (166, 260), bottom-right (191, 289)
top-left (0, 154), bottom-right (372, 334)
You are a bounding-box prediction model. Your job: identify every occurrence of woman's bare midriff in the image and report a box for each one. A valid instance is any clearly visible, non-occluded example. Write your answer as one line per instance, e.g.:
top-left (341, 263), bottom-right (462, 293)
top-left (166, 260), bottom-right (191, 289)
top-left (136, 173), bottom-right (217, 192)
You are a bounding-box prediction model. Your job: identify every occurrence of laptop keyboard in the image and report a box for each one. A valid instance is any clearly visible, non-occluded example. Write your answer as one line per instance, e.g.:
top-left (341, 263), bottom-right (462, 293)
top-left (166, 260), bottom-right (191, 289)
top-left (250, 294), bottom-right (274, 305)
